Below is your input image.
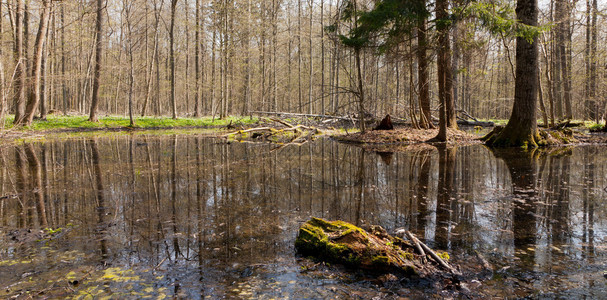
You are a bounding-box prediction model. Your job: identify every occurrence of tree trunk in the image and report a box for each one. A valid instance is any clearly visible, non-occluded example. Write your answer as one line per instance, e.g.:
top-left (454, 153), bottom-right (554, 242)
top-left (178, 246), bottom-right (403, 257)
top-left (308, 0), bottom-right (313, 115)
top-left (20, 0), bottom-right (52, 125)
top-left (40, 14), bottom-right (51, 121)
top-left (590, 0), bottom-right (598, 123)
top-left (13, 0), bottom-right (25, 124)
top-left (194, 0), bottom-right (201, 117)
top-left (61, 3), bottom-right (67, 115)
top-left (416, 11), bottom-right (432, 129)
top-left (434, 0), bottom-right (452, 141)
top-left (0, 0), bottom-right (5, 129)
top-left (125, 0), bottom-right (135, 127)
top-left (486, 0), bottom-right (538, 148)
top-left (169, 0), bottom-right (178, 119)
top-left (355, 47), bottom-right (366, 133)
top-left (538, 64), bottom-right (549, 127)
top-left (88, 0), bottom-right (104, 122)
top-left (298, 0), bottom-right (302, 113)
top-left (184, 0), bottom-right (190, 115)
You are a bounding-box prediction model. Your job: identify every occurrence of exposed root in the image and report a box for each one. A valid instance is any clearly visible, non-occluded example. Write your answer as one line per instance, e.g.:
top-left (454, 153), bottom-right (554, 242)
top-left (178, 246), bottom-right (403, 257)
top-left (484, 126), bottom-right (577, 148)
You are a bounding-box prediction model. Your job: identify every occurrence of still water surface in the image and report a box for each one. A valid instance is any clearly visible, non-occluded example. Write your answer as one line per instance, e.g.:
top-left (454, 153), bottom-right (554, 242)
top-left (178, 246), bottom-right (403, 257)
top-left (0, 135), bottom-right (605, 298)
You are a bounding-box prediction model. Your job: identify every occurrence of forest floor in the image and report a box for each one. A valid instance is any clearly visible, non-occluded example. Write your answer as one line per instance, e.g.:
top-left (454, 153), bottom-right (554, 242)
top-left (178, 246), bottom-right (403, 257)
top-left (3, 114), bottom-right (607, 147)
top-left (0, 114), bottom-right (260, 144)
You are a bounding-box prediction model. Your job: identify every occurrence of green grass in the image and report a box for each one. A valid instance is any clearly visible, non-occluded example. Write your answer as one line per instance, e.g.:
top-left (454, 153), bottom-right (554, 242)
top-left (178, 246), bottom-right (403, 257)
top-left (2, 115), bottom-right (258, 131)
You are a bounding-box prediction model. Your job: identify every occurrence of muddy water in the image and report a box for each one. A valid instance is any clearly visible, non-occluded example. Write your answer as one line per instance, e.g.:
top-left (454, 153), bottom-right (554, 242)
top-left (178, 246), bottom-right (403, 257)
top-left (0, 135), bottom-right (605, 298)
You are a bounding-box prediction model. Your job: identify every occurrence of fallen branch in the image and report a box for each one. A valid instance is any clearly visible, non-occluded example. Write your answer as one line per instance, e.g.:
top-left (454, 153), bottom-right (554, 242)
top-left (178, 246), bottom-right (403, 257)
top-left (406, 231), bottom-right (460, 275)
top-left (267, 117), bottom-right (295, 128)
top-left (405, 230), bottom-right (425, 257)
top-left (474, 250), bottom-right (493, 272)
top-left (223, 127), bottom-right (272, 137)
top-left (456, 118), bottom-right (494, 127)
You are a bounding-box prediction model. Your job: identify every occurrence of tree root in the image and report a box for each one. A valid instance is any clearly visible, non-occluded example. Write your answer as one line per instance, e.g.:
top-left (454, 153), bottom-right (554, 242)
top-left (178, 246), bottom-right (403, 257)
top-left (483, 126), bottom-right (576, 148)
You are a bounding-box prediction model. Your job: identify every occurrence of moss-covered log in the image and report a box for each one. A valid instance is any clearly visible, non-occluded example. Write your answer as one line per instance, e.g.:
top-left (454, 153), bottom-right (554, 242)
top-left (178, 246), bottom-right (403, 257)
top-left (295, 218), bottom-right (424, 275)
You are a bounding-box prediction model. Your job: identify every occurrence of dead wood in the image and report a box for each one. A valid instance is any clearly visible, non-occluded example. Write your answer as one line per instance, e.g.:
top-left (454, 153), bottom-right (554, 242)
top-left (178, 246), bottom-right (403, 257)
top-left (405, 230), bottom-right (460, 275)
top-left (374, 114), bottom-right (394, 130)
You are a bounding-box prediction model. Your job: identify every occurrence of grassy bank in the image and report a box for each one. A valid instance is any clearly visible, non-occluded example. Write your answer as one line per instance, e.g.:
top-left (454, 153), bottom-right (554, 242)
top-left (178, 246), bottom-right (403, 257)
top-left (2, 115), bottom-right (259, 132)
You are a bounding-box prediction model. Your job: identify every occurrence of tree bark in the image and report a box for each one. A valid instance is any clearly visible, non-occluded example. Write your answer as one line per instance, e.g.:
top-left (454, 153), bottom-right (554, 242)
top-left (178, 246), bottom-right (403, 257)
top-left (486, 0), bottom-right (538, 148)
top-left (125, 0), bottom-right (135, 126)
top-left (20, 0), bottom-right (52, 125)
top-left (169, 0), bottom-right (178, 119)
top-left (13, 0), bottom-right (26, 124)
top-left (416, 11), bottom-right (433, 129)
top-left (434, 0), bottom-right (453, 141)
top-left (590, 0), bottom-right (598, 123)
top-left (89, 0), bottom-right (104, 122)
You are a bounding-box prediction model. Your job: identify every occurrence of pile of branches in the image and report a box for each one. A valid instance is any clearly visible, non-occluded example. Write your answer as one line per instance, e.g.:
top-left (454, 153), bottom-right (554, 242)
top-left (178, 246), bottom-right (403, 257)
top-left (223, 118), bottom-right (320, 147)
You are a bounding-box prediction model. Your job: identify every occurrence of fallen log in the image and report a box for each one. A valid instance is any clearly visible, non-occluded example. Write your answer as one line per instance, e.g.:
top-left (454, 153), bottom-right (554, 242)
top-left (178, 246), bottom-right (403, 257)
top-left (295, 218), bottom-right (460, 278)
top-left (295, 218), bottom-right (420, 275)
top-left (456, 118), bottom-right (494, 127)
top-left (222, 127), bottom-right (272, 137)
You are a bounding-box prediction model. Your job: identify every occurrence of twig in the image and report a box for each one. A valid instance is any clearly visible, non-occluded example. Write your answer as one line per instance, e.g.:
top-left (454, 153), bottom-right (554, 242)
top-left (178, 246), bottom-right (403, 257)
top-left (407, 231), bottom-right (460, 275)
top-left (405, 231), bottom-right (425, 257)
top-left (268, 117), bottom-right (294, 128)
top-left (475, 250), bottom-right (493, 272)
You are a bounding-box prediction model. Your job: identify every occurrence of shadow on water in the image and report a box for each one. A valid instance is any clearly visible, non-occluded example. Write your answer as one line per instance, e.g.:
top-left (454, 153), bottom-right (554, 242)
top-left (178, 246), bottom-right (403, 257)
top-left (0, 135), bottom-right (606, 298)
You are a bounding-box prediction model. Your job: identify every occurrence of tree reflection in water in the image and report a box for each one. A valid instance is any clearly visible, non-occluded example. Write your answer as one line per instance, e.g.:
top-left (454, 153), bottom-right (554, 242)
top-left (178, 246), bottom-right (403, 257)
top-left (0, 137), bottom-right (605, 298)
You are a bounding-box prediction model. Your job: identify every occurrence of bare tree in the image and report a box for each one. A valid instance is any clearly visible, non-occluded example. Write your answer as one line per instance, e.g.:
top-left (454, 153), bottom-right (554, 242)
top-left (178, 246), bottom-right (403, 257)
top-left (19, 0), bottom-right (52, 125)
top-left (89, 0), bottom-right (105, 122)
top-left (13, 0), bottom-right (26, 124)
top-left (169, 0), bottom-right (178, 119)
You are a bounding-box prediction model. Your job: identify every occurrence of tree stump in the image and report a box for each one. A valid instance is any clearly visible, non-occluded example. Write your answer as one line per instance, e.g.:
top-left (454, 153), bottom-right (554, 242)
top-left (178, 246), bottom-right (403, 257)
top-left (374, 114), bottom-right (394, 130)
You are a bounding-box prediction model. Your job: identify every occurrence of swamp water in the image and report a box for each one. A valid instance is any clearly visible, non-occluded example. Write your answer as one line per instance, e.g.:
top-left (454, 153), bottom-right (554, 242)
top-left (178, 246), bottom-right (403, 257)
top-left (0, 134), bottom-right (605, 299)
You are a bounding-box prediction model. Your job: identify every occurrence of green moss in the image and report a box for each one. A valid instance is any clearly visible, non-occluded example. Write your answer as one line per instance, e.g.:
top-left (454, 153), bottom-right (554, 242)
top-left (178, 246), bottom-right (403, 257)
top-left (294, 221), bottom-right (329, 254)
top-left (436, 251), bottom-right (450, 261)
top-left (295, 218), bottom-right (421, 275)
top-left (44, 227), bottom-right (63, 235)
top-left (399, 250), bottom-right (414, 261)
top-left (372, 255), bottom-right (390, 266)
top-left (587, 122), bottom-right (603, 131)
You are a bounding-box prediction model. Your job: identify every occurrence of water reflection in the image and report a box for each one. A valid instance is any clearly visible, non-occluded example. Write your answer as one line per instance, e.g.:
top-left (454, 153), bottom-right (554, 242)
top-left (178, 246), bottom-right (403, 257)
top-left (0, 136), bottom-right (606, 298)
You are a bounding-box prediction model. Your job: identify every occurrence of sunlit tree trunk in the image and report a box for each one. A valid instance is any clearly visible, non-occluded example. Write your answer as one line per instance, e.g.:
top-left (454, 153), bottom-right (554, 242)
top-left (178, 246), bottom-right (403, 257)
top-left (320, 0), bottom-right (325, 114)
top-left (124, 0), bottom-right (135, 126)
top-left (589, 0), bottom-right (598, 123)
top-left (486, 0), bottom-right (538, 147)
top-left (13, 0), bottom-right (26, 124)
top-left (434, 0), bottom-right (452, 141)
top-left (416, 10), bottom-right (432, 129)
top-left (89, 0), bottom-right (104, 122)
top-left (298, 0), bottom-right (302, 113)
top-left (185, 0), bottom-right (190, 114)
top-left (308, 0), bottom-right (313, 114)
top-left (242, 0), bottom-right (251, 115)
top-left (20, 0), bottom-right (52, 125)
top-left (0, 0), bottom-right (5, 129)
top-left (169, 0), bottom-right (178, 119)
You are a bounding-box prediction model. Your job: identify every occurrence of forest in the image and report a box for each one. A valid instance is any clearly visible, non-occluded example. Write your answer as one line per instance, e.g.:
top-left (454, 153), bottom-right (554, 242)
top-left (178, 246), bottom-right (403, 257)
top-left (0, 0), bottom-right (603, 133)
top-left (1, 0), bottom-right (607, 298)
